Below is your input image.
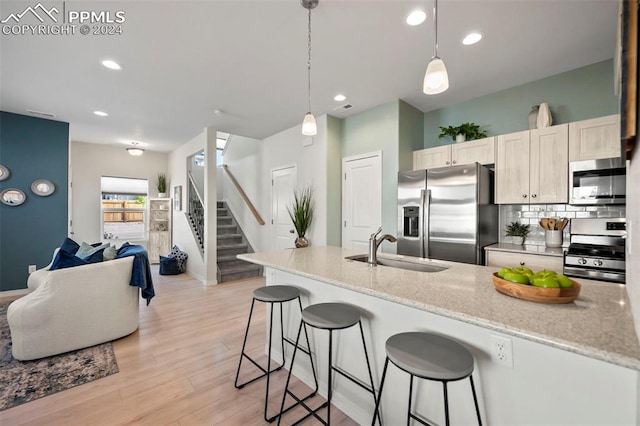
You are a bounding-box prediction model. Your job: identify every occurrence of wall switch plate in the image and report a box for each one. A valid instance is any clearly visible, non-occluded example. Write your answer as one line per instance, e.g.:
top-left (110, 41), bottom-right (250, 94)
top-left (302, 137), bottom-right (313, 147)
top-left (491, 335), bottom-right (513, 368)
top-left (28, 264), bottom-right (37, 274)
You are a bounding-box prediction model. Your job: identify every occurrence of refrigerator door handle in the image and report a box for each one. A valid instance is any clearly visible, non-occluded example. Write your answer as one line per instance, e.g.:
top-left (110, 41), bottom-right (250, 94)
top-left (423, 189), bottom-right (431, 258)
top-left (419, 190), bottom-right (425, 258)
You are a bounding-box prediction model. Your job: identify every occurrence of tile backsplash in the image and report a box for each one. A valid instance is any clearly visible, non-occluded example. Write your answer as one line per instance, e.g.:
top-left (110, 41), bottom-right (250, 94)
top-left (499, 204), bottom-right (626, 246)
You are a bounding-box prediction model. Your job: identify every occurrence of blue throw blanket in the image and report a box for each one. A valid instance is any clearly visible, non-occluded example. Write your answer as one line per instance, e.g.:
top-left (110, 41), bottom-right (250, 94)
top-left (116, 243), bottom-right (155, 305)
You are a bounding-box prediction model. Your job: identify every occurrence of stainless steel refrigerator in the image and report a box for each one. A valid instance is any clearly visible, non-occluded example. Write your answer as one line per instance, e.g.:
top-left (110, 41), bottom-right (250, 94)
top-left (397, 163), bottom-right (498, 265)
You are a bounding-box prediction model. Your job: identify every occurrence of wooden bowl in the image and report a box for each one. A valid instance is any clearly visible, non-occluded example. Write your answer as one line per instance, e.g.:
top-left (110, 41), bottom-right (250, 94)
top-left (492, 273), bottom-right (581, 304)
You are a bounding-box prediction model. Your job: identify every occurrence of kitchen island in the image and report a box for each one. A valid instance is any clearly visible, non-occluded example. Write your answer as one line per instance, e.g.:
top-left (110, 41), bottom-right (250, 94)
top-left (239, 246), bottom-right (640, 425)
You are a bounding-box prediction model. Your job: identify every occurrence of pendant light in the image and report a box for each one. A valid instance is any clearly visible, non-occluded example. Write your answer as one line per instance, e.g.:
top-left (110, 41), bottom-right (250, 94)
top-left (301, 0), bottom-right (318, 136)
top-left (423, 0), bottom-right (449, 95)
top-left (127, 141), bottom-right (144, 156)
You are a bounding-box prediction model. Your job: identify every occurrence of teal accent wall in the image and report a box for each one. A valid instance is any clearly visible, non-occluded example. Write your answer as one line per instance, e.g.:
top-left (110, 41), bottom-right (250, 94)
top-left (342, 100), bottom-right (399, 253)
top-left (424, 59), bottom-right (618, 148)
top-left (398, 100), bottom-right (424, 172)
top-left (0, 112), bottom-right (69, 291)
top-left (326, 115), bottom-right (342, 247)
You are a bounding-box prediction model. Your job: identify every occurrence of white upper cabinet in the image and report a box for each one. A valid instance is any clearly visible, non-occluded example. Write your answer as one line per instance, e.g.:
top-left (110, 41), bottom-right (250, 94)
top-left (496, 125), bottom-right (569, 204)
top-left (496, 131), bottom-right (531, 204)
top-left (413, 145), bottom-right (451, 170)
top-left (569, 114), bottom-right (621, 161)
top-left (530, 124), bottom-right (569, 204)
top-left (413, 137), bottom-right (496, 170)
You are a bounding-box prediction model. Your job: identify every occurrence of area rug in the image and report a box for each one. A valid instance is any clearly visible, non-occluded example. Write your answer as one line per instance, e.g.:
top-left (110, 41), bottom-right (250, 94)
top-left (0, 301), bottom-right (119, 411)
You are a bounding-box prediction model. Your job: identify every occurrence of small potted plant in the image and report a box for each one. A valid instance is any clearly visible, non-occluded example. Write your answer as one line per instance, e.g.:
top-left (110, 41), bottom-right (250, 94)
top-left (505, 221), bottom-right (531, 245)
top-left (287, 186), bottom-right (314, 248)
top-left (439, 122), bottom-right (488, 143)
top-left (157, 173), bottom-right (167, 198)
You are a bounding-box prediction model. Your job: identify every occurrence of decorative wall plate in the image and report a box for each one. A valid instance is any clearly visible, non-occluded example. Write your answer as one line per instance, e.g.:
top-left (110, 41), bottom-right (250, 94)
top-left (0, 188), bottom-right (26, 206)
top-left (0, 165), bottom-right (9, 182)
top-left (31, 179), bottom-right (55, 196)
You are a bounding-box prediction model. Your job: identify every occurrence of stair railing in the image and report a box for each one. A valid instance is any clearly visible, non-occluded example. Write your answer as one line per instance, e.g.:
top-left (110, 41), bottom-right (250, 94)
top-left (222, 164), bottom-right (265, 225)
top-left (187, 171), bottom-right (205, 252)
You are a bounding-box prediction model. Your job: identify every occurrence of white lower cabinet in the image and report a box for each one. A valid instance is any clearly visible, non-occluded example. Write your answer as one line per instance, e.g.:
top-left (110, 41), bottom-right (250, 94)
top-left (486, 250), bottom-right (563, 272)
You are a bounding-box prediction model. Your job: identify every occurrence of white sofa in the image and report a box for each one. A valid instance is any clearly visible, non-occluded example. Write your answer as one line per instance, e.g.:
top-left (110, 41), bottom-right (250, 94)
top-left (7, 250), bottom-right (140, 361)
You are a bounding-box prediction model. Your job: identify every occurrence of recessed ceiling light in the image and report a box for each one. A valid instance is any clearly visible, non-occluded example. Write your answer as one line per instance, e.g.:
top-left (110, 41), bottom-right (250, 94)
top-left (462, 32), bottom-right (483, 45)
top-left (334, 94), bottom-right (346, 102)
top-left (101, 59), bottom-right (122, 70)
top-left (406, 10), bottom-right (427, 26)
top-left (93, 111), bottom-right (108, 117)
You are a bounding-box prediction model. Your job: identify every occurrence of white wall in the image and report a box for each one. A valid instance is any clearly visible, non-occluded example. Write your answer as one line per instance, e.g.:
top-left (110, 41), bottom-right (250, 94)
top-left (222, 135), bottom-right (263, 251)
top-left (70, 141), bottom-right (168, 245)
top-left (167, 132), bottom-right (207, 282)
top-left (259, 115), bottom-right (329, 251)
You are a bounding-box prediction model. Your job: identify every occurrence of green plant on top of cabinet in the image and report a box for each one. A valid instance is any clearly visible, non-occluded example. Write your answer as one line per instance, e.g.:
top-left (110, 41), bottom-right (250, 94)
top-left (439, 122), bottom-right (488, 142)
top-left (413, 137), bottom-right (496, 170)
top-left (495, 123), bottom-right (569, 204)
top-left (569, 114), bottom-right (621, 161)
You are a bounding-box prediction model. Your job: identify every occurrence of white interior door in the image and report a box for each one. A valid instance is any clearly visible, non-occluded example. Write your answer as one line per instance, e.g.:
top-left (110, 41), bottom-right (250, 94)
top-left (342, 152), bottom-right (382, 250)
top-left (271, 165), bottom-right (297, 250)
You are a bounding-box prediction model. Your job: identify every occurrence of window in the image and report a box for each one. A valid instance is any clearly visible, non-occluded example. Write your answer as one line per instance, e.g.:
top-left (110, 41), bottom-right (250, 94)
top-left (101, 177), bottom-right (148, 240)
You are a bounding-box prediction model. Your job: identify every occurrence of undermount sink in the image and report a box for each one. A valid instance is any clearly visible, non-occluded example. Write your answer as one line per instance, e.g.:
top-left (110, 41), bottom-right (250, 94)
top-left (345, 254), bottom-right (449, 273)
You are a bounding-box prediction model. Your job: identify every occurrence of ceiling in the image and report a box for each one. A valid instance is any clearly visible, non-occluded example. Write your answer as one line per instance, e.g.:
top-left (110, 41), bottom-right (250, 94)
top-left (0, 0), bottom-right (619, 153)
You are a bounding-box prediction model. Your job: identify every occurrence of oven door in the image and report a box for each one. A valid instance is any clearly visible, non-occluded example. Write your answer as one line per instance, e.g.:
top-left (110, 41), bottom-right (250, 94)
top-left (569, 158), bottom-right (626, 205)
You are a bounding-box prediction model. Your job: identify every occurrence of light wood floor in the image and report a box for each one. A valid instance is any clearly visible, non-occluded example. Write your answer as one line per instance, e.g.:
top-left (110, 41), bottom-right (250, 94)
top-left (1, 270), bottom-right (356, 425)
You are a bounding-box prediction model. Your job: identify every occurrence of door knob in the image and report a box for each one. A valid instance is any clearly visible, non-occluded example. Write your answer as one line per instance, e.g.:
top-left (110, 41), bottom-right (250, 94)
top-left (289, 229), bottom-right (295, 234)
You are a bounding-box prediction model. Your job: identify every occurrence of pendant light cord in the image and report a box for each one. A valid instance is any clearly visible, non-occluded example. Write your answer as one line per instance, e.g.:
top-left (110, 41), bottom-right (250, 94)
top-left (433, 0), bottom-right (439, 58)
top-left (307, 6), bottom-right (312, 113)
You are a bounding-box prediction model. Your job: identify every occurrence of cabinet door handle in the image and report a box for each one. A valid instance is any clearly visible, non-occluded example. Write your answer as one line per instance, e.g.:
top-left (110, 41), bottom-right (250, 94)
top-left (452, 160), bottom-right (457, 164)
top-left (531, 194), bottom-right (537, 198)
top-left (522, 194), bottom-right (528, 198)
top-left (520, 262), bottom-right (525, 266)
top-left (445, 161), bottom-right (450, 165)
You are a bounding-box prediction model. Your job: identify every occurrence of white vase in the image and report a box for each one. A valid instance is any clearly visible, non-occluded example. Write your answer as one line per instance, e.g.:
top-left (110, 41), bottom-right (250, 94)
top-left (536, 102), bottom-right (552, 128)
top-left (455, 134), bottom-right (466, 143)
top-left (158, 192), bottom-right (167, 198)
top-left (528, 105), bottom-right (539, 129)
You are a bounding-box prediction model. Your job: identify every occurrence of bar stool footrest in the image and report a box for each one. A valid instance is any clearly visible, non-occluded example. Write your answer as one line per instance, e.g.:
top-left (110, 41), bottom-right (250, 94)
top-left (283, 336), bottom-right (312, 356)
top-left (333, 365), bottom-right (376, 395)
top-left (285, 389), bottom-right (329, 426)
top-left (235, 353), bottom-right (284, 389)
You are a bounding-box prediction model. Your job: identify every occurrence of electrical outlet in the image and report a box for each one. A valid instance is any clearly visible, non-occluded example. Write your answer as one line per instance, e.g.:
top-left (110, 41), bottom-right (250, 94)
top-left (491, 335), bottom-right (513, 368)
top-left (28, 264), bottom-right (36, 274)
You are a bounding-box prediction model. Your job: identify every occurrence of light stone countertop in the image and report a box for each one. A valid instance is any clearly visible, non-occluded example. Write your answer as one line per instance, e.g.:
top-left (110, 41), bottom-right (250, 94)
top-left (239, 245), bottom-right (640, 371)
top-left (484, 243), bottom-right (566, 257)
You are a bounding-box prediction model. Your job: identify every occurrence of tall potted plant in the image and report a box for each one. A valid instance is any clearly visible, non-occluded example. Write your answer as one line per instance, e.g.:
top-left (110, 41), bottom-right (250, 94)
top-left (157, 173), bottom-right (167, 198)
top-left (287, 186), bottom-right (314, 248)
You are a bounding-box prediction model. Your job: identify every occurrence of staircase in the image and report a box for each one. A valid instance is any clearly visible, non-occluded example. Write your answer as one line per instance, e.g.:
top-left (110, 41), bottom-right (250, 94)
top-left (217, 201), bottom-right (262, 282)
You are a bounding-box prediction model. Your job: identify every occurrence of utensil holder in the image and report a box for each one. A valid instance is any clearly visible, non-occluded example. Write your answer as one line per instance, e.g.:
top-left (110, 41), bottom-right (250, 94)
top-left (545, 230), bottom-right (563, 248)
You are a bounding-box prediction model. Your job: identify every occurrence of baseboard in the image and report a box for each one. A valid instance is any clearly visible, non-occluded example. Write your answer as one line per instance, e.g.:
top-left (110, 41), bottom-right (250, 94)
top-left (0, 288), bottom-right (29, 299)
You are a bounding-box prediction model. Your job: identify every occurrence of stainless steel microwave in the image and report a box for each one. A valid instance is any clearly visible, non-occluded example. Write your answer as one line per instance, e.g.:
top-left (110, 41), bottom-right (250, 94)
top-left (569, 158), bottom-right (626, 205)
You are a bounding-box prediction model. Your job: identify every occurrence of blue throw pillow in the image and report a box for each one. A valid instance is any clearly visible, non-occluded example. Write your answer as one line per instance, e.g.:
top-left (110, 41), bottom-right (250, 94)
top-left (50, 249), bottom-right (89, 270)
top-left (84, 248), bottom-right (105, 263)
top-left (159, 256), bottom-right (180, 275)
top-left (60, 237), bottom-right (80, 255)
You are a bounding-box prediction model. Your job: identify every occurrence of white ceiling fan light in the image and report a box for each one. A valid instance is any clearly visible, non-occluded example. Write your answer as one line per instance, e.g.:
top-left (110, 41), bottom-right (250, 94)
top-left (301, 0), bottom-right (318, 136)
top-left (93, 110), bottom-right (108, 117)
top-left (406, 10), bottom-right (427, 26)
top-left (126, 141), bottom-right (145, 156)
top-left (423, 0), bottom-right (449, 95)
top-left (463, 32), bottom-right (483, 45)
top-left (334, 94), bottom-right (346, 102)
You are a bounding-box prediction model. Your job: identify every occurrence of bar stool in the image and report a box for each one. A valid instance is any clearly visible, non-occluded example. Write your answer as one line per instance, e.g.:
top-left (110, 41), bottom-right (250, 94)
top-left (278, 302), bottom-right (380, 426)
top-left (234, 285), bottom-right (318, 422)
top-left (372, 332), bottom-right (482, 426)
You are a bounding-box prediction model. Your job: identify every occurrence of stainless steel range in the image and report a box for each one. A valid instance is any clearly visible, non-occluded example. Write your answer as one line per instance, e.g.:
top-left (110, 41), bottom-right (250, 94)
top-left (564, 218), bottom-right (626, 284)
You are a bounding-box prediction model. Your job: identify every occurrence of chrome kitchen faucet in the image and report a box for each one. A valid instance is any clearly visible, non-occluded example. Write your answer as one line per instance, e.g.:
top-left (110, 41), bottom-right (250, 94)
top-left (368, 227), bottom-right (397, 265)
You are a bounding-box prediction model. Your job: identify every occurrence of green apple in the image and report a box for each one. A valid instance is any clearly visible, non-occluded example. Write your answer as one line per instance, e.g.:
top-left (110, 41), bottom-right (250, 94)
top-left (503, 271), bottom-right (530, 285)
top-left (531, 276), bottom-right (560, 288)
top-left (533, 270), bottom-right (557, 280)
top-left (556, 274), bottom-right (573, 288)
top-left (513, 266), bottom-right (533, 276)
top-left (497, 267), bottom-right (511, 278)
